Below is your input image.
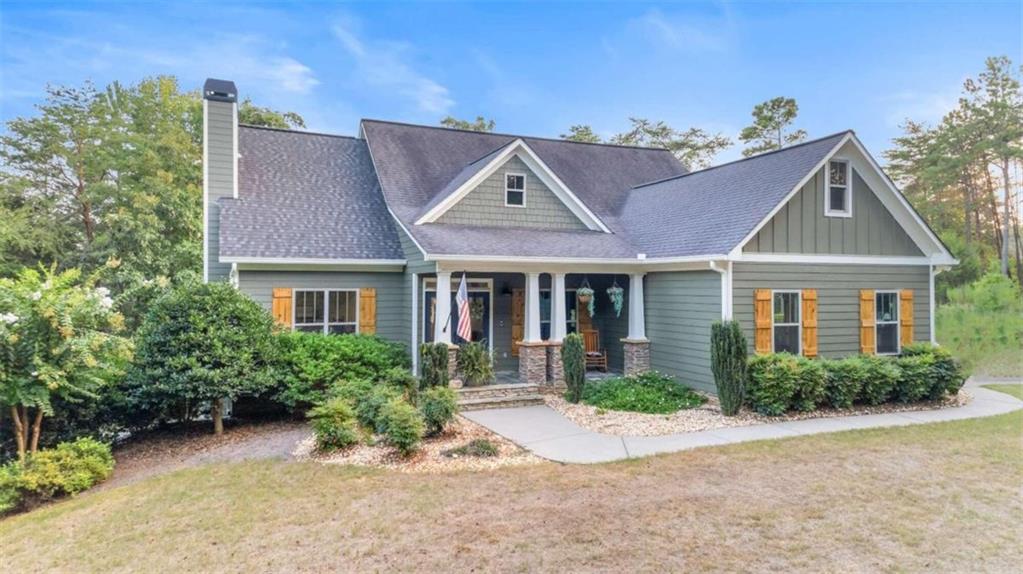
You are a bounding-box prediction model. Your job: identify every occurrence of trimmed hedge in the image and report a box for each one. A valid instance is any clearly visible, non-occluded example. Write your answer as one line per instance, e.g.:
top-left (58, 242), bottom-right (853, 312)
top-left (1, 438), bottom-right (115, 514)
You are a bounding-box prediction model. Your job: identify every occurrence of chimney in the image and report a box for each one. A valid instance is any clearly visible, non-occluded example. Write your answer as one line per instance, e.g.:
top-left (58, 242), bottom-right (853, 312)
top-left (202, 78), bottom-right (238, 283)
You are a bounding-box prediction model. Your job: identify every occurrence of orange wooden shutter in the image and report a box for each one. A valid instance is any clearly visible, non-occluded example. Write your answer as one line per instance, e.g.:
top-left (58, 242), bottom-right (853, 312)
top-left (271, 288), bottom-right (293, 327)
top-left (801, 289), bottom-right (818, 357)
top-left (576, 294), bottom-right (593, 332)
top-left (511, 288), bottom-right (524, 356)
top-left (359, 288), bottom-right (377, 334)
top-left (860, 289), bottom-right (876, 355)
top-left (754, 289), bottom-right (772, 354)
top-left (899, 289), bottom-right (914, 346)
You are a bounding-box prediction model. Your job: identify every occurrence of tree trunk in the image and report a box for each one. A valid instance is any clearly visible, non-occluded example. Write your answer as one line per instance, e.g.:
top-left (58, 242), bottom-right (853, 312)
top-left (985, 168), bottom-right (1003, 256)
top-left (29, 409), bottom-right (44, 454)
top-left (11, 406), bottom-right (26, 461)
top-left (211, 400), bottom-right (224, 435)
top-left (1001, 158), bottom-right (1011, 277)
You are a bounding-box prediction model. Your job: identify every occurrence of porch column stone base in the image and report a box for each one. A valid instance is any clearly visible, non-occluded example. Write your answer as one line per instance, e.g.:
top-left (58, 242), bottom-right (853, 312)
top-left (546, 342), bottom-right (564, 386)
top-left (621, 338), bottom-right (650, 376)
top-left (518, 342), bottom-right (548, 385)
top-left (446, 344), bottom-right (459, 384)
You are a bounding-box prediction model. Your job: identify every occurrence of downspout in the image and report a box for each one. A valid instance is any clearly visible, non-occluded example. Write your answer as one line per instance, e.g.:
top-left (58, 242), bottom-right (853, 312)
top-left (930, 264), bottom-right (949, 345)
top-left (709, 261), bottom-right (732, 320)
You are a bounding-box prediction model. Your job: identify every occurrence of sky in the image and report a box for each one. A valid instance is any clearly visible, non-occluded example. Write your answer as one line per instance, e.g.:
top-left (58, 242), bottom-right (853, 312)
top-left (1, 0), bottom-right (1020, 164)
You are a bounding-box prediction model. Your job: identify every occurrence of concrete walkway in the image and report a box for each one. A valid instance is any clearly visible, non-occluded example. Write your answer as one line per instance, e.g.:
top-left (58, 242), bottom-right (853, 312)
top-left (463, 379), bottom-right (1023, 464)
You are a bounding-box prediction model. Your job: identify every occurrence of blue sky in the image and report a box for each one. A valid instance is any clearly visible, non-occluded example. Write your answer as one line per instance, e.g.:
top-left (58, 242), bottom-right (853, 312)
top-left (2, 1), bottom-right (1020, 164)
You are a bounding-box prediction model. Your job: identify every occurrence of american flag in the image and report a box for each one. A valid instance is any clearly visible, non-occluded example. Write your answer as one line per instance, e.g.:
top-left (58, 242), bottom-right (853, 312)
top-left (455, 273), bottom-right (472, 342)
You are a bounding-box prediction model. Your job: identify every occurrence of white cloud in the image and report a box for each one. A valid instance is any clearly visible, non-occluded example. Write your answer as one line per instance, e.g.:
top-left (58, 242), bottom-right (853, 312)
top-left (880, 89), bottom-right (959, 128)
top-left (615, 8), bottom-right (735, 54)
top-left (331, 18), bottom-right (453, 114)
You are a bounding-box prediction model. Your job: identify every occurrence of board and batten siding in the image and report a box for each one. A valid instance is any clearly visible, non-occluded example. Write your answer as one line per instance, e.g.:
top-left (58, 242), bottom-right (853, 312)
top-left (732, 262), bottom-right (931, 356)
top-left (743, 167), bottom-right (922, 256)
top-left (204, 99), bottom-right (235, 282)
top-left (645, 271), bottom-right (721, 394)
top-left (436, 156), bottom-right (588, 230)
top-left (397, 226), bottom-right (434, 356)
top-left (237, 270), bottom-right (408, 345)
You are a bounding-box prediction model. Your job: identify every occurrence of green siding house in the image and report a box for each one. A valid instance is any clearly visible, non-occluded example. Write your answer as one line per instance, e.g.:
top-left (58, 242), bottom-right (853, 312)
top-left (203, 79), bottom-right (956, 394)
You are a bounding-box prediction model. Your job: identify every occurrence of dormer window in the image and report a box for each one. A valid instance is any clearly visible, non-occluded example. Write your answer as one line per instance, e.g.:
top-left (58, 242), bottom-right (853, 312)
top-left (826, 159), bottom-right (851, 217)
top-left (505, 173), bottom-right (526, 207)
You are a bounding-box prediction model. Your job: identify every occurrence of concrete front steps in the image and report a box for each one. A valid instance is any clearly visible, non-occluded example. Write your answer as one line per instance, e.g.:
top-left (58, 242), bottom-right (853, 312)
top-left (456, 383), bottom-right (545, 411)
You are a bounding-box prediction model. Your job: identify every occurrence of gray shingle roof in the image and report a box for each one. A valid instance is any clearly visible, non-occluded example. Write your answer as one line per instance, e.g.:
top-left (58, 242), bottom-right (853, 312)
top-left (415, 139), bottom-right (517, 219)
top-left (219, 126), bottom-right (403, 260)
top-left (410, 224), bottom-right (639, 259)
top-left (619, 132), bottom-right (851, 257)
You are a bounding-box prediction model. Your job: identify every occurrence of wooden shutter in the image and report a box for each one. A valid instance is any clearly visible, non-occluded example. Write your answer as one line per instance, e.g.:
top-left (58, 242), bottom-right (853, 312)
top-left (859, 289), bottom-right (876, 355)
top-left (576, 295), bottom-right (593, 333)
top-left (754, 289), bottom-right (772, 354)
top-left (359, 288), bottom-right (377, 334)
top-left (511, 288), bottom-right (524, 356)
top-left (801, 289), bottom-right (818, 357)
top-left (899, 289), bottom-right (914, 346)
top-left (271, 288), bottom-right (293, 327)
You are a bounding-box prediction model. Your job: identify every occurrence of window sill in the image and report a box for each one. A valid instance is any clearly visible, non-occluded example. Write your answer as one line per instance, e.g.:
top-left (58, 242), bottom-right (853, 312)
top-left (824, 210), bottom-right (852, 218)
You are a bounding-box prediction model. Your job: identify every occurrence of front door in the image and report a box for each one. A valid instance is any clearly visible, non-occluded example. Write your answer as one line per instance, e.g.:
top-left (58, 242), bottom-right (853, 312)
top-left (423, 286), bottom-right (492, 346)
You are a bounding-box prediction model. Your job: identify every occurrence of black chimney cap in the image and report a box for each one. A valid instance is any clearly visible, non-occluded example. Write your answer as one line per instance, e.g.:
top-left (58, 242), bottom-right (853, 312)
top-left (203, 78), bottom-right (237, 103)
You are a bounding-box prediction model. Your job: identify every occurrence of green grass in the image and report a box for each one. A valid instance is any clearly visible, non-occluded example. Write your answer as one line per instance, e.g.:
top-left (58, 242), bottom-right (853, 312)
top-left (581, 371), bottom-right (706, 414)
top-left (937, 303), bottom-right (1022, 377)
top-left (984, 384), bottom-right (1023, 400)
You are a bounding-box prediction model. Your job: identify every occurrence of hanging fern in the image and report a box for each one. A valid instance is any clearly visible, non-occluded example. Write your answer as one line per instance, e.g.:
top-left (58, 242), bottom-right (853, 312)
top-left (607, 282), bottom-right (624, 318)
top-left (577, 285), bottom-right (596, 318)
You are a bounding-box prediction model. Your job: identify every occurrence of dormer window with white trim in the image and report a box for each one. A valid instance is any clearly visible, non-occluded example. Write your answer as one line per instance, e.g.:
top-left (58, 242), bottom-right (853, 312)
top-left (505, 173), bottom-right (526, 207)
top-left (826, 159), bottom-right (851, 217)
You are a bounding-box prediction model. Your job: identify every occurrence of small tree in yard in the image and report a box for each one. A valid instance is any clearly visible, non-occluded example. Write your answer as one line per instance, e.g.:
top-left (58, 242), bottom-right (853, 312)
top-left (419, 343), bottom-right (450, 388)
top-left (0, 264), bottom-right (132, 460)
top-left (711, 321), bottom-right (748, 416)
top-left (562, 333), bottom-right (586, 403)
top-left (128, 281), bottom-right (278, 434)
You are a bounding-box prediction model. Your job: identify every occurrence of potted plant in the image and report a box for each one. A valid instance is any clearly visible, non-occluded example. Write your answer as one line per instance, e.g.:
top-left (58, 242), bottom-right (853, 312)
top-left (607, 281), bottom-right (624, 318)
top-left (577, 283), bottom-right (596, 318)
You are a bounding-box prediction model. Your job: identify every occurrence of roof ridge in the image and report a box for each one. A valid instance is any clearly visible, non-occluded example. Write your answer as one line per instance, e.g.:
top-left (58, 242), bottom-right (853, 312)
top-left (631, 130), bottom-right (854, 190)
top-left (464, 139), bottom-right (518, 166)
top-left (239, 123), bottom-right (361, 141)
top-left (359, 118), bottom-right (676, 153)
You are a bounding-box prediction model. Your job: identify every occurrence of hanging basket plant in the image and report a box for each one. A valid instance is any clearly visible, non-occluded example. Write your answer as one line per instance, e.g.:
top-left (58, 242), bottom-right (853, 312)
top-left (607, 280), bottom-right (624, 318)
top-left (577, 279), bottom-right (596, 318)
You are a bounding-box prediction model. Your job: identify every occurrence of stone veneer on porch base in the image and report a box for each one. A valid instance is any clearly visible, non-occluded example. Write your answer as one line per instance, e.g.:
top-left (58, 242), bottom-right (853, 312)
top-left (518, 342), bottom-right (548, 385)
top-left (545, 342), bottom-right (564, 385)
top-left (622, 339), bottom-right (650, 376)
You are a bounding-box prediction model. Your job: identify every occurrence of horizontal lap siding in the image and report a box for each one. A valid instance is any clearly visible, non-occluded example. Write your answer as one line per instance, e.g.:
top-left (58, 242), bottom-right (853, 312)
top-left (732, 263), bottom-right (930, 356)
top-left (238, 270), bottom-right (407, 346)
top-left (646, 271), bottom-right (721, 394)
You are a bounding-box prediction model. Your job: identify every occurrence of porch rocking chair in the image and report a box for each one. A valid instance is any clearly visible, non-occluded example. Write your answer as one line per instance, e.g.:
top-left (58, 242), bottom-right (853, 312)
top-left (582, 329), bottom-right (608, 372)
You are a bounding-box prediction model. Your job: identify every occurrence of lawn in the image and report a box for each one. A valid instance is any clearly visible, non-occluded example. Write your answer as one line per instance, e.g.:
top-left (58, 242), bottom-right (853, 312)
top-left (2, 395), bottom-right (1021, 573)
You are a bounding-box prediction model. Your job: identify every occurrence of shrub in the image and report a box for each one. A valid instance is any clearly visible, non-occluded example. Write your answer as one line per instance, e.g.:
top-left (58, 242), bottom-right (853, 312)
top-left (307, 398), bottom-right (362, 451)
top-left (443, 438), bottom-right (498, 458)
top-left (457, 341), bottom-right (494, 387)
top-left (355, 385), bottom-right (403, 433)
top-left (746, 354), bottom-right (800, 415)
top-left (902, 342), bottom-right (968, 399)
top-left (894, 353), bottom-right (936, 403)
top-left (276, 332), bottom-right (410, 411)
top-left (329, 378), bottom-right (374, 404)
top-left (790, 356), bottom-right (826, 412)
top-left (382, 366), bottom-right (419, 401)
top-left (0, 463), bottom-right (22, 514)
top-left (858, 355), bottom-right (901, 405)
top-left (822, 358), bottom-right (867, 409)
top-left (581, 371), bottom-right (706, 414)
top-left (4, 438), bottom-right (115, 511)
top-left (419, 386), bottom-right (459, 437)
top-left (562, 332), bottom-right (586, 403)
top-left (419, 343), bottom-right (450, 389)
top-left (710, 320), bottom-right (748, 416)
top-left (379, 399), bottom-right (424, 456)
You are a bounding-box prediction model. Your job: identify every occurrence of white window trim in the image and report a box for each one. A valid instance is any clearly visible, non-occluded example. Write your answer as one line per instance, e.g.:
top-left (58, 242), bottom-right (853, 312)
top-left (825, 158), bottom-right (853, 218)
top-left (292, 289), bottom-right (359, 335)
top-left (772, 289), bottom-right (802, 355)
top-left (422, 277), bottom-right (493, 352)
top-left (504, 171), bottom-right (527, 208)
top-left (539, 288), bottom-right (578, 339)
top-left (875, 289), bottom-right (901, 356)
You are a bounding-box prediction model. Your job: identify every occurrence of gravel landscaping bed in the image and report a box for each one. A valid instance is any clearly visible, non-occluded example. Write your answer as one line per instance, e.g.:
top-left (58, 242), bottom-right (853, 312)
top-left (294, 415), bottom-right (544, 472)
top-left (544, 390), bottom-right (972, 437)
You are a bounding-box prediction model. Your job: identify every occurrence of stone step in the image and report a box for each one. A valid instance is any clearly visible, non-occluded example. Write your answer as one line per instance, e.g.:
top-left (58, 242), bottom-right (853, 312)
top-left (456, 383), bottom-right (540, 400)
top-left (458, 394), bottom-right (546, 411)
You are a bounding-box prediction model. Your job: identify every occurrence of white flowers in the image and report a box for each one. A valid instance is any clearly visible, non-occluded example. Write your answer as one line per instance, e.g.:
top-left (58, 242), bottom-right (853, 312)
top-left (0, 312), bottom-right (17, 325)
top-left (96, 287), bottom-right (110, 298)
top-left (29, 291), bottom-right (41, 301)
top-left (100, 296), bottom-right (114, 309)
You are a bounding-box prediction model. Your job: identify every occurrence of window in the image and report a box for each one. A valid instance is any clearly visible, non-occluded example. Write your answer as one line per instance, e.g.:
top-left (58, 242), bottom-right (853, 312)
top-left (505, 173), bottom-right (525, 206)
top-left (773, 291), bottom-right (801, 354)
top-left (294, 289), bottom-right (358, 334)
top-left (826, 159), bottom-right (851, 217)
top-left (539, 289), bottom-right (577, 340)
top-left (875, 291), bottom-right (900, 355)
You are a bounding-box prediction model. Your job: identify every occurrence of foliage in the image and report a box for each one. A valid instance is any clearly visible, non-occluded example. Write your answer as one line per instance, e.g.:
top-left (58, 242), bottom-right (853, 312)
top-left (382, 366), bottom-right (419, 402)
top-left (576, 286), bottom-right (596, 318)
top-left (328, 378), bottom-right (374, 404)
top-left (938, 273), bottom-right (1022, 376)
top-left (126, 281), bottom-right (279, 433)
top-left (607, 284), bottom-right (624, 318)
top-left (901, 343), bottom-right (968, 399)
top-left (457, 341), bottom-right (494, 387)
top-left (379, 399), bottom-right (424, 456)
top-left (857, 355), bottom-right (901, 405)
top-left (355, 385), bottom-right (403, 434)
top-left (419, 343), bottom-right (450, 389)
top-left (821, 358), bottom-right (867, 409)
top-left (746, 354), bottom-right (799, 415)
top-left (561, 333), bottom-right (586, 403)
top-left (1, 437), bottom-right (114, 513)
top-left (893, 354), bottom-right (935, 403)
top-left (443, 438), bottom-right (498, 458)
top-left (609, 118), bottom-right (732, 169)
top-left (419, 386), bottom-right (459, 437)
top-left (560, 125), bottom-right (601, 143)
top-left (440, 116), bottom-right (495, 132)
top-left (0, 463), bottom-right (19, 514)
top-left (790, 357), bottom-right (826, 412)
top-left (307, 398), bottom-right (362, 451)
top-left (0, 265), bottom-right (132, 459)
top-left (275, 331), bottom-right (409, 411)
top-left (739, 97), bottom-right (807, 157)
top-left (581, 371), bottom-right (706, 414)
top-left (710, 321), bottom-right (748, 416)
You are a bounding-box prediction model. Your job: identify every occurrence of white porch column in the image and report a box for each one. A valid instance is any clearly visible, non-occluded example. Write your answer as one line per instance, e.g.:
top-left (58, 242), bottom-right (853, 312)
top-left (434, 271), bottom-right (452, 344)
top-left (627, 273), bottom-right (647, 340)
top-left (524, 272), bottom-right (542, 342)
top-left (551, 273), bottom-right (567, 343)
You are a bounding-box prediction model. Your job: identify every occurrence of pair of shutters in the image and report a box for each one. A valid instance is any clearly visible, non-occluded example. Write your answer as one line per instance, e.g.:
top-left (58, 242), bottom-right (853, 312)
top-left (753, 288), bottom-right (914, 356)
top-left (270, 287), bottom-right (377, 334)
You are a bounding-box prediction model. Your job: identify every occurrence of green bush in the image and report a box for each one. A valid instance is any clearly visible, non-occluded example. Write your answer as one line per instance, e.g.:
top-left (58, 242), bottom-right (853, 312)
top-left (457, 341), bottom-right (494, 387)
top-left (355, 385), bottom-right (403, 433)
top-left (581, 371), bottom-right (706, 414)
top-left (902, 342), bottom-right (967, 399)
top-left (822, 358), bottom-right (867, 409)
top-left (329, 378), bottom-right (374, 404)
top-left (746, 354), bottom-right (800, 416)
top-left (307, 398), bottom-right (362, 451)
top-left (710, 320), bottom-right (748, 416)
top-left (1, 438), bottom-right (115, 512)
top-left (858, 355), bottom-right (901, 405)
top-left (419, 386), bottom-right (459, 437)
top-left (382, 366), bottom-right (419, 401)
top-left (379, 399), bottom-right (424, 456)
top-left (894, 353), bottom-right (936, 403)
top-left (790, 356), bottom-right (826, 412)
top-left (562, 332), bottom-right (586, 403)
top-left (276, 332), bottom-right (410, 411)
top-left (419, 342), bottom-right (450, 389)
top-left (0, 463), bottom-right (23, 514)
top-left (443, 438), bottom-right (498, 458)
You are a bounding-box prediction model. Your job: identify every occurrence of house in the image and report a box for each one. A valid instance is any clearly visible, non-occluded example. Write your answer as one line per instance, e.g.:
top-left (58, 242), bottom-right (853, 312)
top-left (202, 79), bottom-right (956, 393)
